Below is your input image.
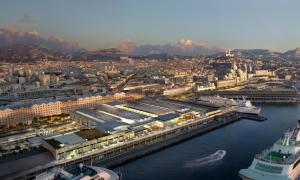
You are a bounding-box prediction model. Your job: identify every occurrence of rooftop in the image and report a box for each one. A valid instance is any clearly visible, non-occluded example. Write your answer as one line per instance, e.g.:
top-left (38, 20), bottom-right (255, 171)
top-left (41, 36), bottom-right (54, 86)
top-left (54, 133), bottom-right (85, 146)
top-left (105, 101), bottom-right (126, 107)
top-left (75, 109), bottom-right (128, 132)
top-left (155, 113), bottom-right (180, 122)
top-left (97, 104), bottom-right (149, 121)
top-left (139, 99), bottom-right (188, 111)
top-left (126, 101), bottom-right (172, 115)
top-left (75, 129), bottom-right (110, 140)
top-left (45, 133), bottom-right (86, 149)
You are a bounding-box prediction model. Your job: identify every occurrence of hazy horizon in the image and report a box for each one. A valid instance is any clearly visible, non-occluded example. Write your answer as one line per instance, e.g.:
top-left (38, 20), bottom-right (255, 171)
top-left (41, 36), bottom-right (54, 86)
top-left (1, 0), bottom-right (300, 53)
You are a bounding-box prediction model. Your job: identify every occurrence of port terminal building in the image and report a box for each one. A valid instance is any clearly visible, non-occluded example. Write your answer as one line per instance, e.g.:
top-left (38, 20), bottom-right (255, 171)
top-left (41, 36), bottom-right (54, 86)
top-left (42, 98), bottom-right (202, 160)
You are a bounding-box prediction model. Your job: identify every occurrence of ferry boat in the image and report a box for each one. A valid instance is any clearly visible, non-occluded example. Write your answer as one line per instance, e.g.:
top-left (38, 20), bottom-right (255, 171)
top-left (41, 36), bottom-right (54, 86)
top-left (35, 163), bottom-right (121, 180)
top-left (239, 120), bottom-right (300, 180)
top-left (197, 96), bottom-right (261, 115)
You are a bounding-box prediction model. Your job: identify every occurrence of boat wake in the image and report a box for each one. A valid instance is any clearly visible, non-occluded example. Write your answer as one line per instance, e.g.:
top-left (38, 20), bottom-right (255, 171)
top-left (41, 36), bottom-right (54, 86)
top-left (184, 150), bottom-right (226, 168)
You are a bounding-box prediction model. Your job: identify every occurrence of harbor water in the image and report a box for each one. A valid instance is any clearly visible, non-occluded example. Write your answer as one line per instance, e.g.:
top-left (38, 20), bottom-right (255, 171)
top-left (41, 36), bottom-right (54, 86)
top-left (116, 104), bottom-right (300, 180)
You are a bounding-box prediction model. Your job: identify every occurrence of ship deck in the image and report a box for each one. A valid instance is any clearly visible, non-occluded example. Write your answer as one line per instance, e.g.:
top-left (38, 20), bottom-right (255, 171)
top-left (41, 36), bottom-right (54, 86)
top-left (239, 168), bottom-right (290, 180)
top-left (256, 147), bottom-right (299, 165)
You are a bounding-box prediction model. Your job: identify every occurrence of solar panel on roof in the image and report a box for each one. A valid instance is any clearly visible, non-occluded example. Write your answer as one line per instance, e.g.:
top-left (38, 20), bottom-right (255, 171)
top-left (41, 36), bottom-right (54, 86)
top-left (127, 101), bottom-right (172, 115)
top-left (155, 113), bottom-right (180, 122)
top-left (97, 105), bottom-right (149, 120)
top-left (138, 99), bottom-right (188, 111)
top-left (76, 109), bottom-right (128, 132)
top-left (54, 133), bottom-right (85, 145)
top-left (96, 120), bottom-right (127, 132)
top-left (105, 101), bottom-right (126, 107)
top-left (77, 109), bottom-right (121, 122)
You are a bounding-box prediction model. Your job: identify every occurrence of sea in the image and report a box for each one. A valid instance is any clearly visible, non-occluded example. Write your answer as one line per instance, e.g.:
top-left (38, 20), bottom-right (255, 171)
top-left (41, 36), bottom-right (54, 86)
top-left (116, 104), bottom-right (300, 180)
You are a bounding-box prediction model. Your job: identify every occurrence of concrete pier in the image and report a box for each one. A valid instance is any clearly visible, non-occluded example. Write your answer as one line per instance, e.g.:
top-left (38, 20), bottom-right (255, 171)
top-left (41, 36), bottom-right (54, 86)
top-left (96, 112), bottom-right (239, 168)
top-left (238, 113), bottom-right (267, 121)
top-left (197, 89), bottom-right (300, 103)
top-left (7, 110), bottom-right (265, 180)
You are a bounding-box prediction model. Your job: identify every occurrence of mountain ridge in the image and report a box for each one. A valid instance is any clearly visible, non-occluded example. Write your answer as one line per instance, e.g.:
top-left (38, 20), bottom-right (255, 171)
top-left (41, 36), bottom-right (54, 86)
top-left (0, 43), bottom-right (299, 62)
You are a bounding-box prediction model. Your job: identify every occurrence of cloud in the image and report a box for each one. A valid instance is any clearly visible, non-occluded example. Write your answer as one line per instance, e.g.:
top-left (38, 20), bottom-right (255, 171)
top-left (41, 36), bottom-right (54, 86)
top-left (25, 30), bottom-right (40, 36)
top-left (0, 28), bottom-right (82, 52)
top-left (118, 38), bottom-right (136, 55)
top-left (0, 22), bottom-right (18, 31)
top-left (119, 38), bottom-right (224, 56)
top-left (179, 39), bottom-right (194, 46)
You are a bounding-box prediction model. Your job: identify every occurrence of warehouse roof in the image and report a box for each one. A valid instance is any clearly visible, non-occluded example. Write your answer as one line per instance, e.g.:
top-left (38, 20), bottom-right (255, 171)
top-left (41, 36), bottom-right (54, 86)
top-left (155, 113), bottom-right (180, 122)
top-left (75, 109), bottom-right (128, 132)
top-left (53, 133), bottom-right (85, 146)
top-left (105, 101), bottom-right (126, 107)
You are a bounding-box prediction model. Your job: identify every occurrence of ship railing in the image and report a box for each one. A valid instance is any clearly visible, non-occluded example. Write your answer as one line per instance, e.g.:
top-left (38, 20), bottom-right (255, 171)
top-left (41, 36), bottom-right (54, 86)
top-left (255, 148), bottom-right (300, 165)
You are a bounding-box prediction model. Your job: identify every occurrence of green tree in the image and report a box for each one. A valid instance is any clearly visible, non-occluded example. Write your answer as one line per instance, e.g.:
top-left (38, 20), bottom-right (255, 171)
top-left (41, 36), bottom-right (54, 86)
top-left (15, 145), bottom-right (21, 150)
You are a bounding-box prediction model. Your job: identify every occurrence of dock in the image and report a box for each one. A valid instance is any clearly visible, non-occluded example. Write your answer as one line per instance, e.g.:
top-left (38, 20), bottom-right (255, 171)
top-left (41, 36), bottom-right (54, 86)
top-left (238, 113), bottom-right (267, 121)
top-left (5, 105), bottom-right (267, 180)
top-left (7, 109), bottom-right (242, 180)
top-left (197, 89), bottom-right (300, 103)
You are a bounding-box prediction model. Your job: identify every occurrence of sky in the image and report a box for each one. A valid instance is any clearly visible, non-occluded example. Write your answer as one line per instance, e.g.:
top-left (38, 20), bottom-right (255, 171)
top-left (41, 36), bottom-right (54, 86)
top-left (0, 0), bottom-right (300, 52)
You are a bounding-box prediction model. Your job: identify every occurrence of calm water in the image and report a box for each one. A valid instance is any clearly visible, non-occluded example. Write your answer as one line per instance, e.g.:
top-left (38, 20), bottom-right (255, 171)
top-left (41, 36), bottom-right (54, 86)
top-left (116, 104), bottom-right (300, 180)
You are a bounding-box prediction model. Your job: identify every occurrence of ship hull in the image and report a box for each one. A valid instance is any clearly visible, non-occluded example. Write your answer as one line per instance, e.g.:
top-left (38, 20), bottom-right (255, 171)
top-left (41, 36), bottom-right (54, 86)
top-left (196, 101), bottom-right (223, 108)
top-left (239, 120), bottom-right (300, 180)
top-left (235, 108), bottom-right (261, 115)
top-left (239, 174), bottom-right (253, 180)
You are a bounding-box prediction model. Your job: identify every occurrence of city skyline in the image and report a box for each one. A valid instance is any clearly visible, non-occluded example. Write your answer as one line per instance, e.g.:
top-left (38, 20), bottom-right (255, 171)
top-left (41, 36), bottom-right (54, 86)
top-left (1, 1), bottom-right (300, 180)
top-left (1, 0), bottom-right (300, 53)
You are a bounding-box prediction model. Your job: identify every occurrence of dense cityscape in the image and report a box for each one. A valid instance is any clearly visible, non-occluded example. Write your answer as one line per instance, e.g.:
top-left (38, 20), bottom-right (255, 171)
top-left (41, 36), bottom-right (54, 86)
top-left (1, 1), bottom-right (300, 180)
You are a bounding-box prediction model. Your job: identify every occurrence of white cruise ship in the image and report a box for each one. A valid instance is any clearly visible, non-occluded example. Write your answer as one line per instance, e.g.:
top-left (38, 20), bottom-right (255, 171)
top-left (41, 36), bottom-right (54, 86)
top-left (35, 163), bottom-right (121, 180)
top-left (239, 120), bottom-right (300, 180)
top-left (198, 95), bottom-right (238, 107)
top-left (234, 100), bottom-right (261, 115)
top-left (197, 96), bottom-right (261, 115)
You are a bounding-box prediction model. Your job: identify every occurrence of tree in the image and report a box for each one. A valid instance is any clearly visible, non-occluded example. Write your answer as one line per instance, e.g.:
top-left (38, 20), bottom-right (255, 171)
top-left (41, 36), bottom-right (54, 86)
top-left (33, 117), bottom-right (38, 122)
top-left (15, 145), bottom-right (21, 150)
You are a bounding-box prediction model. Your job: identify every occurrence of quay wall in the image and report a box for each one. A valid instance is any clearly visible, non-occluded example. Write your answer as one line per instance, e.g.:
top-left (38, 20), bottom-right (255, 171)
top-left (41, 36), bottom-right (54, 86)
top-left (96, 113), bottom-right (239, 168)
top-left (197, 90), bottom-right (300, 103)
top-left (11, 111), bottom-right (239, 180)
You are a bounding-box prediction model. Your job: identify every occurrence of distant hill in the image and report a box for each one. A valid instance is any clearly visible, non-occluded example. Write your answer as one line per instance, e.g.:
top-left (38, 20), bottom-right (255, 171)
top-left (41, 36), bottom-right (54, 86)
top-left (281, 48), bottom-right (300, 61)
top-left (0, 44), bottom-right (69, 62)
top-left (0, 28), bottom-right (84, 53)
top-left (214, 49), bottom-right (300, 61)
top-left (0, 42), bottom-right (300, 62)
top-left (0, 44), bottom-right (127, 62)
top-left (72, 48), bottom-right (125, 60)
top-left (232, 49), bottom-right (281, 59)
